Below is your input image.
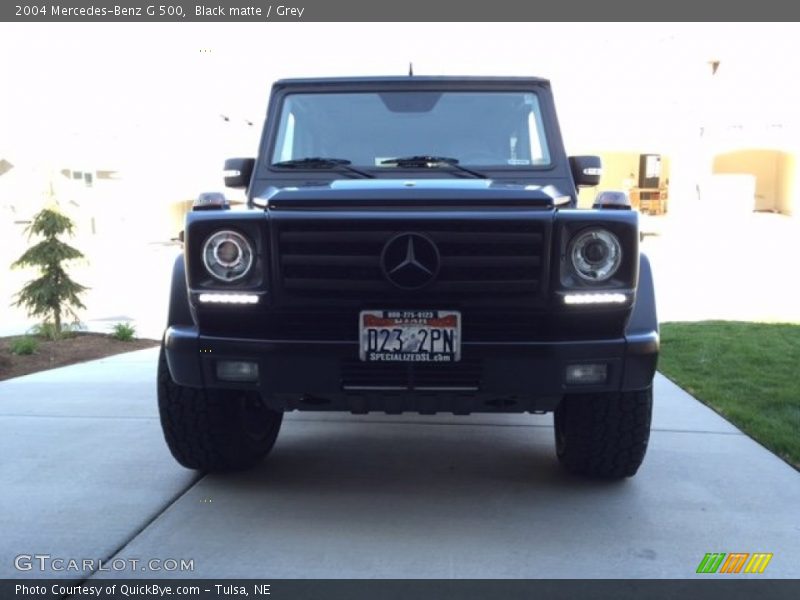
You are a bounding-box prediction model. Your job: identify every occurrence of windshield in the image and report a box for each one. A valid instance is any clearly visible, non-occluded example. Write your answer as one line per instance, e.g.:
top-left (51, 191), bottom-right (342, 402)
top-left (270, 90), bottom-right (551, 168)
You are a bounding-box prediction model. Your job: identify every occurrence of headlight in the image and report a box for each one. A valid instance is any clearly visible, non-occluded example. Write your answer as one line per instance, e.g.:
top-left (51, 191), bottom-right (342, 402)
top-left (569, 228), bottom-right (622, 282)
top-left (202, 230), bottom-right (254, 282)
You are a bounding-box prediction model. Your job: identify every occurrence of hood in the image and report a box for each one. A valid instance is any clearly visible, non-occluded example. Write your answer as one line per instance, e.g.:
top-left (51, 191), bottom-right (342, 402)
top-left (258, 179), bottom-right (570, 209)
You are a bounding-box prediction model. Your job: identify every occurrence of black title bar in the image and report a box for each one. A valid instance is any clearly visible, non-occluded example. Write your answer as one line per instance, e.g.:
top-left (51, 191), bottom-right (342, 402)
top-left (3, 0), bottom-right (800, 21)
top-left (3, 579), bottom-right (800, 600)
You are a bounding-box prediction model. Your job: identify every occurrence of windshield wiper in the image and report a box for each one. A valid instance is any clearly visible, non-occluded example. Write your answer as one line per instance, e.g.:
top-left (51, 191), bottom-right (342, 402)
top-left (380, 155), bottom-right (487, 179)
top-left (272, 157), bottom-right (374, 179)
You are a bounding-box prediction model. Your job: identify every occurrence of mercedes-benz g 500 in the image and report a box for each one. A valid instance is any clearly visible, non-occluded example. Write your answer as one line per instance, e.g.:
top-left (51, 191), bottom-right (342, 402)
top-left (158, 76), bottom-right (659, 479)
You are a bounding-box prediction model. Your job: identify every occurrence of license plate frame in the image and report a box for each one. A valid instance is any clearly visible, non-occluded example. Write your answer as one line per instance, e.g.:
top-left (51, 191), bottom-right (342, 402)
top-left (359, 310), bottom-right (461, 363)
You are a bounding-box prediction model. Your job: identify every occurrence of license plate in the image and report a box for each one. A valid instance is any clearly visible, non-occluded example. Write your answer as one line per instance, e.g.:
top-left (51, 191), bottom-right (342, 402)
top-left (359, 310), bottom-right (461, 362)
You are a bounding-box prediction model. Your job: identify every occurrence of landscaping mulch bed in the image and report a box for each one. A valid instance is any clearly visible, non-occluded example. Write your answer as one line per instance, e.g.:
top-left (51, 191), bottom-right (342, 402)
top-left (0, 333), bottom-right (159, 382)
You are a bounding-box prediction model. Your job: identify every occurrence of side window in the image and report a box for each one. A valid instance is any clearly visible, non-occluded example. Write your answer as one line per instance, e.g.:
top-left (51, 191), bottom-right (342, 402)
top-left (528, 112), bottom-right (545, 163)
top-left (525, 94), bottom-right (550, 165)
top-left (276, 112), bottom-right (296, 162)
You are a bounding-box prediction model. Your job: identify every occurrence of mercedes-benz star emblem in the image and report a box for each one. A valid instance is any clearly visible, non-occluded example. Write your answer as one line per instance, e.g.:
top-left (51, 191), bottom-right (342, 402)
top-left (380, 233), bottom-right (440, 290)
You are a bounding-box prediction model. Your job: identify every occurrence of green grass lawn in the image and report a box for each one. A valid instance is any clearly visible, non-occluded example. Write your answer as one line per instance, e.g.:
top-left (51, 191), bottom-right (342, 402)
top-left (659, 321), bottom-right (800, 469)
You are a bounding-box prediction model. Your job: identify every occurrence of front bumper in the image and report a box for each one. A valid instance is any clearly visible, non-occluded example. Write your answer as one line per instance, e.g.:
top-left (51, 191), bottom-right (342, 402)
top-left (164, 326), bottom-right (658, 414)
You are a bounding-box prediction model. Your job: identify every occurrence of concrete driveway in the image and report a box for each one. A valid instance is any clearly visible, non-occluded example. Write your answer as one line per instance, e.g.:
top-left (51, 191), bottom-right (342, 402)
top-left (1, 348), bottom-right (798, 580)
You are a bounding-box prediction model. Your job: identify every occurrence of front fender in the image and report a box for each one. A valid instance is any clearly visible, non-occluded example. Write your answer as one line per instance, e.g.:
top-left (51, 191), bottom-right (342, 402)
top-left (166, 254), bottom-right (195, 328)
top-left (164, 254), bottom-right (202, 387)
top-left (622, 252), bottom-right (659, 390)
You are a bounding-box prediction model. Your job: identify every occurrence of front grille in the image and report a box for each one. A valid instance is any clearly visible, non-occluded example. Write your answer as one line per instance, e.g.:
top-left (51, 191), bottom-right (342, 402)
top-left (341, 358), bottom-right (482, 391)
top-left (275, 218), bottom-right (547, 300)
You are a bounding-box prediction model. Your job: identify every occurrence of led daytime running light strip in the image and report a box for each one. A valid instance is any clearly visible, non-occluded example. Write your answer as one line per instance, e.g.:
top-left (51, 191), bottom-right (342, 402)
top-left (563, 292), bottom-right (627, 305)
top-left (198, 293), bottom-right (259, 305)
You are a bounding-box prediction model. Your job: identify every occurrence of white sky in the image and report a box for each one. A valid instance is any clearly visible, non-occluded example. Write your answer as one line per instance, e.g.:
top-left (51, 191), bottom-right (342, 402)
top-left (2, 22), bottom-right (800, 186)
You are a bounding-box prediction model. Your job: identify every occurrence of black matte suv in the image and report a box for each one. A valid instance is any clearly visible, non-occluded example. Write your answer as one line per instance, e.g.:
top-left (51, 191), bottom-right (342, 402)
top-left (158, 76), bottom-right (658, 479)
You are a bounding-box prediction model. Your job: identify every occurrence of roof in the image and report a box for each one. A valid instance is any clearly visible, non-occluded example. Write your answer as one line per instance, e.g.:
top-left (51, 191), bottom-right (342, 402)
top-left (272, 75), bottom-right (550, 90)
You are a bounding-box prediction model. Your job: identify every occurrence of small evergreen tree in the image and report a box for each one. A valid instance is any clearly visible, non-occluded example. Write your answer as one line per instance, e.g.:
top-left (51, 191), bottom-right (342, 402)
top-left (11, 207), bottom-right (88, 338)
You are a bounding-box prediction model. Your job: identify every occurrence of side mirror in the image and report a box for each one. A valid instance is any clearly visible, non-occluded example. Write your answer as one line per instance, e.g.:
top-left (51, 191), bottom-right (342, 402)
top-left (224, 157), bottom-right (255, 189)
top-left (569, 155), bottom-right (602, 187)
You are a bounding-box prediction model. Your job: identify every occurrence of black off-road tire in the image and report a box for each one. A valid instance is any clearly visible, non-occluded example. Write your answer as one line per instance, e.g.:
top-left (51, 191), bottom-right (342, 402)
top-left (157, 346), bottom-right (282, 471)
top-left (554, 389), bottom-right (653, 479)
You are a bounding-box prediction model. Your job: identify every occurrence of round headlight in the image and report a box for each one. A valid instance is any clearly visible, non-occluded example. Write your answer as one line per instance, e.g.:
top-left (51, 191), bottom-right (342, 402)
top-left (569, 228), bottom-right (622, 282)
top-left (202, 230), bottom-right (254, 282)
